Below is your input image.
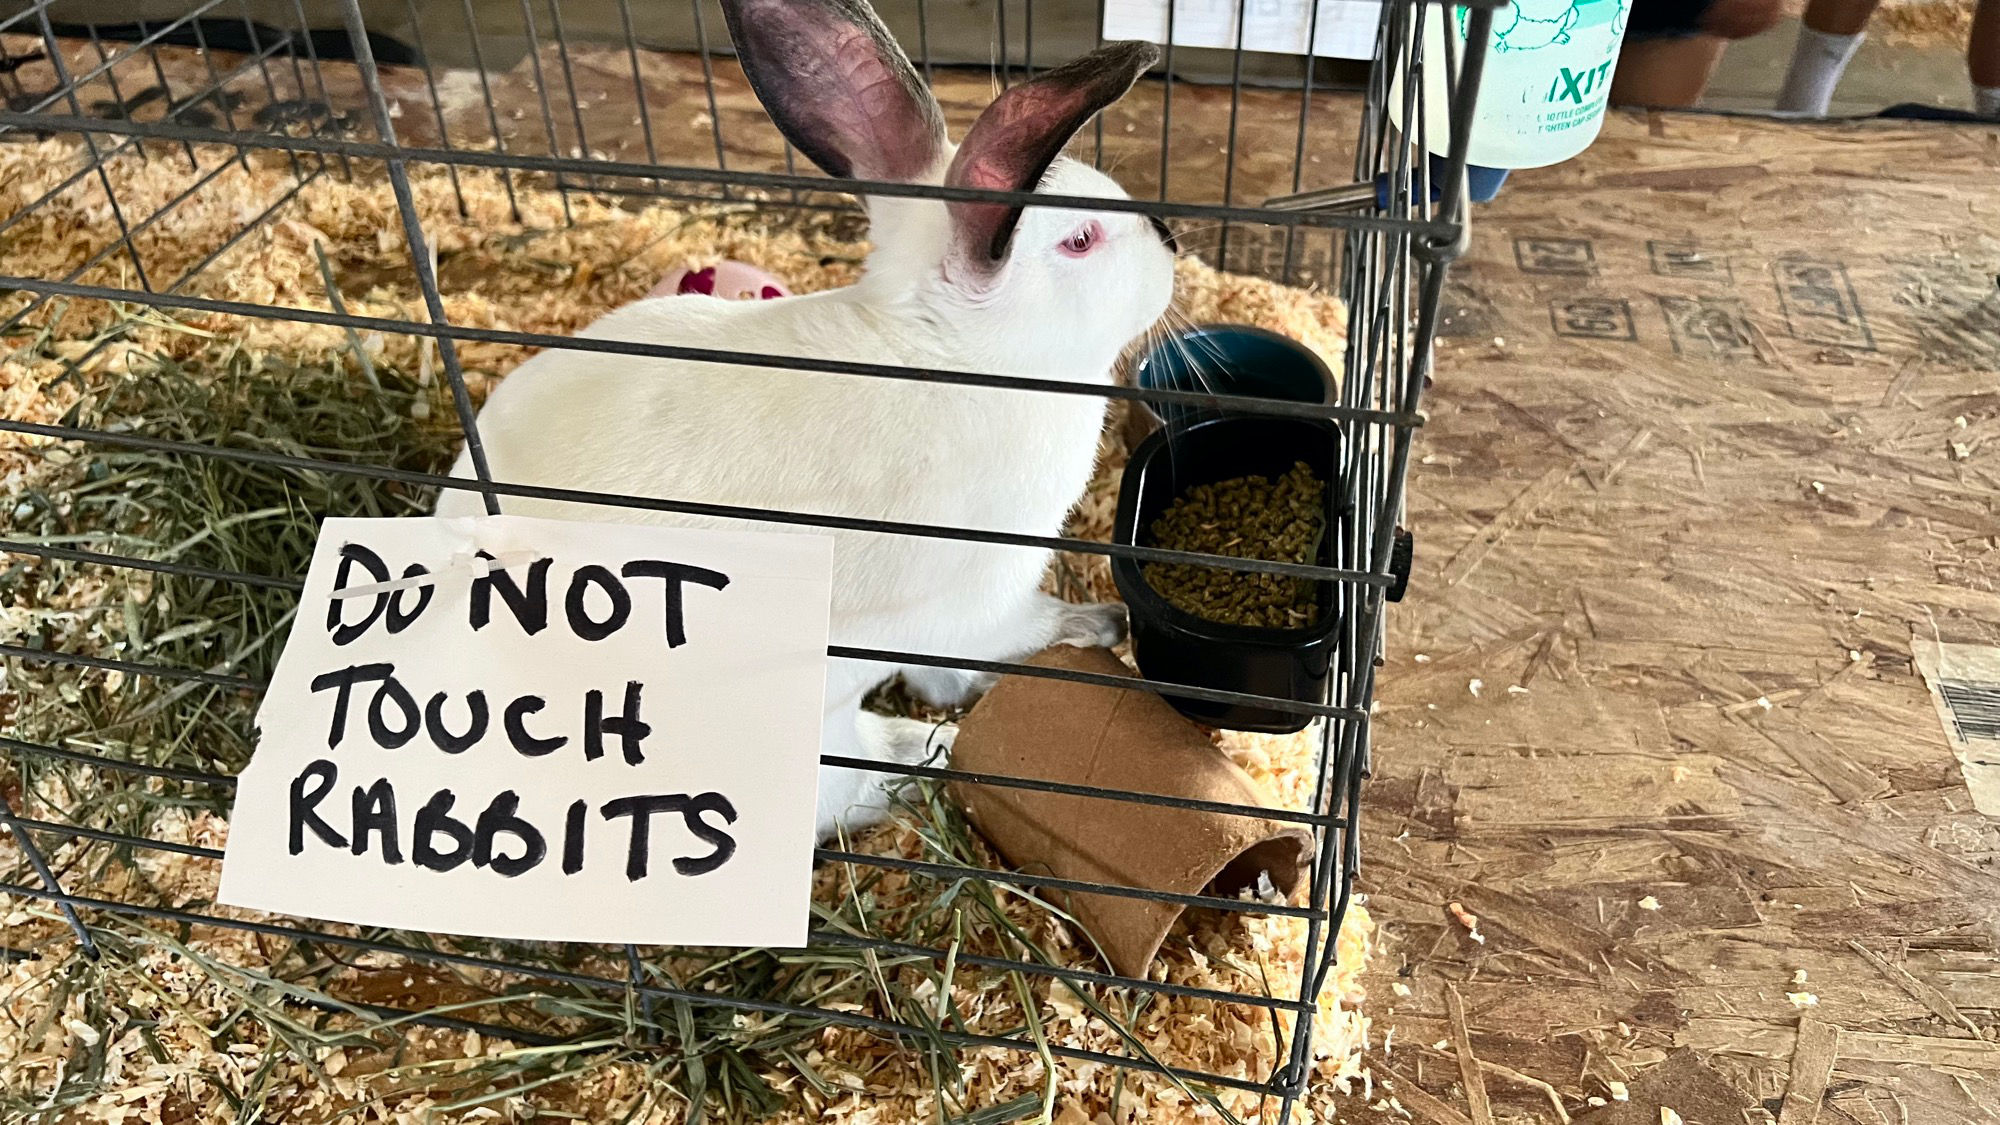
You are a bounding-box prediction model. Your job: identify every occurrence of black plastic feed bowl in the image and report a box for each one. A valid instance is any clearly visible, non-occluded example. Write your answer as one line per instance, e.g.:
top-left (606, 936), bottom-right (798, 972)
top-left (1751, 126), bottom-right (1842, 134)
top-left (1112, 415), bottom-right (1344, 734)
top-left (1132, 323), bottom-right (1337, 431)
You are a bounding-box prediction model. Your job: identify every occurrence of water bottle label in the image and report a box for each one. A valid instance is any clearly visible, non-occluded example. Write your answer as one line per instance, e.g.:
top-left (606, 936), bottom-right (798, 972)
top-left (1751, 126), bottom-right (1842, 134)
top-left (1388, 0), bottom-right (1631, 169)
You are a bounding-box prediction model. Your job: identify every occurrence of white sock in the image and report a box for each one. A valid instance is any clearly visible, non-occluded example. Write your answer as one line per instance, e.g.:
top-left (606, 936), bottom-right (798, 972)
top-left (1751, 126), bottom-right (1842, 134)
top-left (1776, 27), bottom-right (1865, 115)
top-left (1977, 85), bottom-right (2000, 119)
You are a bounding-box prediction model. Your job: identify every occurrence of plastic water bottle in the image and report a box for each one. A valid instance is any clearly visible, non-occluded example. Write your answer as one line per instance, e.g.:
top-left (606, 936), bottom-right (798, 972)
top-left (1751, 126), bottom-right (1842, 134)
top-left (1390, 0), bottom-right (1632, 170)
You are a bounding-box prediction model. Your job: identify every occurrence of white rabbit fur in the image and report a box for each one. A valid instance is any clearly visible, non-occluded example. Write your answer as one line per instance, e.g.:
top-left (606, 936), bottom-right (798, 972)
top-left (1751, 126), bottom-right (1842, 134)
top-left (438, 144), bottom-right (1173, 840)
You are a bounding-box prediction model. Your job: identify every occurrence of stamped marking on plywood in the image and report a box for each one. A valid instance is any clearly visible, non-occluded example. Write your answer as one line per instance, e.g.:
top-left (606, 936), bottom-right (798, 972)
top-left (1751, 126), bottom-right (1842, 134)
top-left (1658, 296), bottom-right (1756, 359)
top-left (1648, 240), bottom-right (1730, 281)
top-left (1549, 297), bottom-right (1636, 340)
top-left (1773, 257), bottom-right (1876, 351)
top-left (1514, 237), bottom-right (1596, 276)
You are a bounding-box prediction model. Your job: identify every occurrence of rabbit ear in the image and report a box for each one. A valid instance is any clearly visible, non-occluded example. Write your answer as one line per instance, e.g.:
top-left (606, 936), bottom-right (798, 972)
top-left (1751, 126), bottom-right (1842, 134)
top-left (944, 41), bottom-right (1160, 270)
top-left (720, 0), bottom-right (947, 183)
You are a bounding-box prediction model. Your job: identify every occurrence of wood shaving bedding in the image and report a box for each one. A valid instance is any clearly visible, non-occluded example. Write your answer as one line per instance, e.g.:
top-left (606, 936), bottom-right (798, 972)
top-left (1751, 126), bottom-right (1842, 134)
top-left (0, 138), bottom-right (1364, 1125)
top-left (0, 139), bottom-right (1344, 392)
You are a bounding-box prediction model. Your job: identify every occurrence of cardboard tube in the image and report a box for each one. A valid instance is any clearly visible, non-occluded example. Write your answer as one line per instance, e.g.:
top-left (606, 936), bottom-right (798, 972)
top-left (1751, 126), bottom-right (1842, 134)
top-left (948, 645), bottom-right (1313, 978)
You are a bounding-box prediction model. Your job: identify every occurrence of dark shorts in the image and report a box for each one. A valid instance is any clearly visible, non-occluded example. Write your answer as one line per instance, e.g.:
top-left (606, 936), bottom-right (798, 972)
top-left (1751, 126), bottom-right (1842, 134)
top-left (1624, 0), bottom-right (1719, 41)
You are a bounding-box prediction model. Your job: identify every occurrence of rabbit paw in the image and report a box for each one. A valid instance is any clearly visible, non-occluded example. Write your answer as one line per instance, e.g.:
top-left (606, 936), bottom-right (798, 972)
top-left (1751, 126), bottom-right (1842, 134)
top-left (1052, 601), bottom-right (1128, 649)
top-left (818, 714), bottom-right (956, 842)
top-left (852, 710), bottom-right (953, 767)
top-left (877, 713), bottom-right (957, 763)
top-left (903, 666), bottom-right (998, 709)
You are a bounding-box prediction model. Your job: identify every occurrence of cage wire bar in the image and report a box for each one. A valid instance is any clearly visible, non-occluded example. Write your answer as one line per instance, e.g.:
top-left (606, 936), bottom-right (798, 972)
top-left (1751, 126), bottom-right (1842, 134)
top-left (0, 0), bottom-right (1489, 1115)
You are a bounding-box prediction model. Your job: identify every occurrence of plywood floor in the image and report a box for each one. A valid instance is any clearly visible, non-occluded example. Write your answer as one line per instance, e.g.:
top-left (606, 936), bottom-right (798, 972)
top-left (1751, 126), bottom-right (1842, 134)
top-left (1363, 111), bottom-right (2000, 1125)
top-left (9, 33), bottom-right (2000, 1124)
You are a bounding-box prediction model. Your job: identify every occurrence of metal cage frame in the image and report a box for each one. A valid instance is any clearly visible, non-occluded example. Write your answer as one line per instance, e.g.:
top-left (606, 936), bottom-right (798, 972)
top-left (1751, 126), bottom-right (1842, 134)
top-left (0, 0), bottom-right (1491, 1118)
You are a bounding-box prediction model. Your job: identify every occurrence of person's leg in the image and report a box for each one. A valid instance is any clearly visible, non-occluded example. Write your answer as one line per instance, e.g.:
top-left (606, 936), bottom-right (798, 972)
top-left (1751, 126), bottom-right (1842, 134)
top-left (1611, 0), bottom-right (1783, 109)
top-left (1972, 0), bottom-right (2000, 117)
top-left (1611, 37), bottom-right (1730, 108)
top-left (1802, 0), bottom-right (1883, 35)
top-left (1776, 0), bottom-right (1882, 114)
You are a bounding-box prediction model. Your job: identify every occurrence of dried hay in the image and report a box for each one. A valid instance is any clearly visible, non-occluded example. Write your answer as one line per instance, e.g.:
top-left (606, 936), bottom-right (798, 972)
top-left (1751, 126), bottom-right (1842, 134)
top-left (0, 138), bottom-right (1365, 1125)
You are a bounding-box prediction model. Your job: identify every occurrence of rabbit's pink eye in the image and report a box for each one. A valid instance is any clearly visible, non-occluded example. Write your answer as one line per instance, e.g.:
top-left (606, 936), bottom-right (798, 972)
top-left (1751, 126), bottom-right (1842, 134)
top-left (1059, 222), bottom-right (1104, 258)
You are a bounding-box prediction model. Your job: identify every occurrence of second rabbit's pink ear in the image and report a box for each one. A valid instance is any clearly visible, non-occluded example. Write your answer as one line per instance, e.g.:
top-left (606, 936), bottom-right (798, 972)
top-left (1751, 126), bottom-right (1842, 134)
top-left (720, 0), bottom-right (947, 184)
top-left (945, 41), bottom-right (1160, 270)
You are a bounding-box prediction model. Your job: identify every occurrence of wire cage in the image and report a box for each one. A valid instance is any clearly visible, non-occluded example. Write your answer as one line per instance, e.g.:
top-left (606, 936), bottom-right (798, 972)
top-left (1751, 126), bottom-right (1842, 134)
top-left (0, 0), bottom-right (1487, 1120)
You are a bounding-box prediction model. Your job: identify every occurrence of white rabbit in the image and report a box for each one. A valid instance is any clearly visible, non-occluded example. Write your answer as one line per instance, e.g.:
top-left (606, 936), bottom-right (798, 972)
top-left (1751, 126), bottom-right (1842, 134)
top-left (436, 0), bottom-right (1176, 841)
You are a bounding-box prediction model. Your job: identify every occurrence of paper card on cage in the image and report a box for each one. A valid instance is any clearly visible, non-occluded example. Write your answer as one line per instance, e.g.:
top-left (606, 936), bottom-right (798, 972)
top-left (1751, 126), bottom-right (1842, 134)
top-left (217, 514), bottom-right (834, 947)
top-left (1102, 0), bottom-right (1384, 61)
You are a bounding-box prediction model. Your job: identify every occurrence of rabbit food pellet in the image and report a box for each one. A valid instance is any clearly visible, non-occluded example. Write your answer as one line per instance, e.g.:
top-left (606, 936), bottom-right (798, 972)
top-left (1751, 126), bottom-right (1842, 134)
top-left (1143, 462), bottom-right (1326, 628)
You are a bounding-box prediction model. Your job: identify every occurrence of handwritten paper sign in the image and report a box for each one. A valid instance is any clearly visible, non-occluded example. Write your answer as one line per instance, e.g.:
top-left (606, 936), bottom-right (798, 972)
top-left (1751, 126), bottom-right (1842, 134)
top-left (218, 515), bottom-right (834, 947)
top-left (1103, 0), bottom-right (1384, 60)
